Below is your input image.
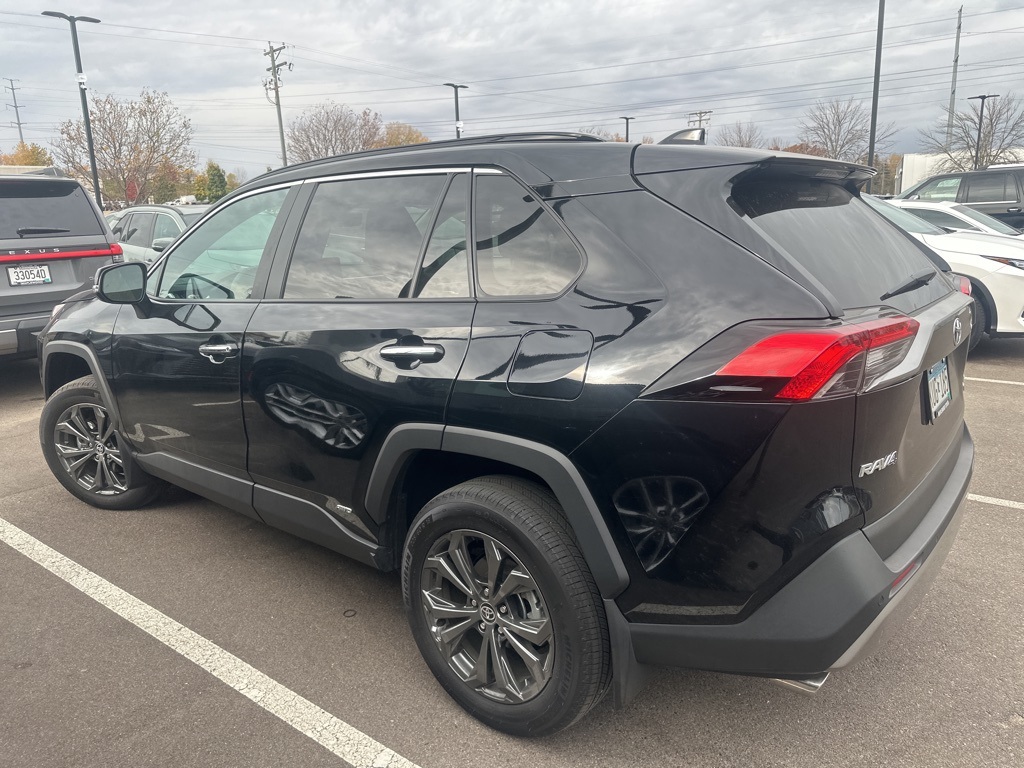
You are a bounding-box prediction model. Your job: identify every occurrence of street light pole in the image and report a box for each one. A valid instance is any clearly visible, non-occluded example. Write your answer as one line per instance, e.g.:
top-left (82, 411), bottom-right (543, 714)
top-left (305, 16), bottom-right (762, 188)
top-left (619, 116), bottom-right (633, 142)
top-left (968, 94), bottom-right (999, 170)
top-left (42, 11), bottom-right (102, 208)
top-left (866, 0), bottom-right (885, 194)
top-left (443, 83), bottom-right (467, 139)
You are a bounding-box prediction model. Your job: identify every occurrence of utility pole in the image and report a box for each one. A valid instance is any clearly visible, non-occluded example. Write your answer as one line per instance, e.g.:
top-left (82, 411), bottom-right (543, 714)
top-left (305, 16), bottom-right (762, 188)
top-left (946, 6), bottom-right (963, 145)
top-left (619, 116), bottom-right (633, 142)
top-left (866, 0), bottom-right (885, 194)
top-left (4, 78), bottom-right (25, 145)
top-left (688, 110), bottom-right (713, 128)
top-left (968, 94), bottom-right (999, 170)
top-left (443, 83), bottom-right (467, 138)
top-left (263, 42), bottom-right (291, 167)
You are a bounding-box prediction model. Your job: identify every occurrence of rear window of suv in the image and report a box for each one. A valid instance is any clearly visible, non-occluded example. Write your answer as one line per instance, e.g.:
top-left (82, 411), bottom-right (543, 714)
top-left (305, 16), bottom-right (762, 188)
top-left (730, 176), bottom-right (950, 311)
top-left (1, 179), bottom-right (104, 239)
top-left (0, 179), bottom-right (104, 239)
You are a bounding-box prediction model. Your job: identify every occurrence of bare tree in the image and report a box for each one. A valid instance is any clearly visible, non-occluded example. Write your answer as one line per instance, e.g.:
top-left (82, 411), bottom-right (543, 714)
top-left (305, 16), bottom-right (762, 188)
top-left (579, 126), bottom-right (655, 143)
top-left (714, 121), bottom-right (766, 148)
top-left (52, 90), bottom-right (195, 204)
top-left (798, 97), bottom-right (896, 162)
top-left (287, 102), bottom-right (384, 162)
top-left (918, 93), bottom-right (1024, 171)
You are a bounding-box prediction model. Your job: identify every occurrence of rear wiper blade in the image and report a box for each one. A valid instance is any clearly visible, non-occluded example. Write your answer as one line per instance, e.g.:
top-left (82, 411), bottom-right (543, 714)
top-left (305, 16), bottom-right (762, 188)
top-left (17, 226), bottom-right (70, 237)
top-left (880, 268), bottom-right (937, 301)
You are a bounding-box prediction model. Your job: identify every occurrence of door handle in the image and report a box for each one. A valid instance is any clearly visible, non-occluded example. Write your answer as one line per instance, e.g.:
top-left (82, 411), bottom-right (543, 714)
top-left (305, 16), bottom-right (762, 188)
top-left (199, 342), bottom-right (238, 364)
top-left (380, 343), bottom-right (445, 364)
top-left (1007, 207), bottom-right (1022, 213)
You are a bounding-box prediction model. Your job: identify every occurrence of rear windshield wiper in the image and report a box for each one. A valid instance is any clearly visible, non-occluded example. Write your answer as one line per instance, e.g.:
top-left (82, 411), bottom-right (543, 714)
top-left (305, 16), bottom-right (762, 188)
top-left (880, 268), bottom-right (937, 301)
top-left (16, 226), bottom-right (70, 237)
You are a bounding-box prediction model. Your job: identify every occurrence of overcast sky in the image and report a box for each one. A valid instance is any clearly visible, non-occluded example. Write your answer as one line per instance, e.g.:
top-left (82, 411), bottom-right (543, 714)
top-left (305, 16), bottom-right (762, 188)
top-left (1, 0), bottom-right (1022, 178)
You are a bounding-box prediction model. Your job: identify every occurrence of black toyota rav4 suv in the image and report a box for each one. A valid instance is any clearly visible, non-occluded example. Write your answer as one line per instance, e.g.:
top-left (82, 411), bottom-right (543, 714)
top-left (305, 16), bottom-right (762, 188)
top-left (37, 134), bottom-right (974, 736)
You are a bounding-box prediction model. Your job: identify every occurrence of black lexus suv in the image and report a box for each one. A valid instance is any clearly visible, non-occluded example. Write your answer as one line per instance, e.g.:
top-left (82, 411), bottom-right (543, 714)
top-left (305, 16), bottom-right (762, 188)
top-left (37, 134), bottom-right (974, 736)
top-left (2, 175), bottom-right (122, 360)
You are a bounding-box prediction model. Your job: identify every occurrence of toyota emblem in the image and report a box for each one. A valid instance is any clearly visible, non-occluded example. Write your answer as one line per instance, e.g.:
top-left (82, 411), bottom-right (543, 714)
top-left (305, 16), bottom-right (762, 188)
top-left (953, 317), bottom-right (963, 346)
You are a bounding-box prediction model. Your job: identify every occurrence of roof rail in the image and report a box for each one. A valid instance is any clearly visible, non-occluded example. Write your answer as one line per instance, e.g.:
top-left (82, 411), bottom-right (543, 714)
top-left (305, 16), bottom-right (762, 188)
top-left (252, 132), bottom-right (606, 184)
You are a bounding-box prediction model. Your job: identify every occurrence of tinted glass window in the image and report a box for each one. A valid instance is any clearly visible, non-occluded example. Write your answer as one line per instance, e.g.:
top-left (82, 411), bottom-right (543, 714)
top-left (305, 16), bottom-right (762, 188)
top-left (732, 178), bottom-right (950, 311)
top-left (475, 174), bottom-right (582, 297)
top-left (905, 208), bottom-right (978, 231)
top-left (914, 176), bottom-right (961, 201)
top-left (154, 213), bottom-right (181, 240)
top-left (124, 213), bottom-right (155, 246)
top-left (414, 174), bottom-right (470, 298)
top-left (952, 204), bottom-right (1022, 234)
top-left (284, 175), bottom-right (445, 300)
top-left (965, 173), bottom-right (1016, 203)
top-left (0, 179), bottom-right (103, 239)
top-left (156, 188), bottom-right (288, 301)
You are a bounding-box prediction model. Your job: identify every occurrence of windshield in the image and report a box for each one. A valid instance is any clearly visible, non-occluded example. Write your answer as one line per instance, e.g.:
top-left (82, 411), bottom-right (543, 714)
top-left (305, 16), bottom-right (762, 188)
top-left (952, 204), bottom-right (1022, 235)
top-left (862, 195), bottom-right (947, 235)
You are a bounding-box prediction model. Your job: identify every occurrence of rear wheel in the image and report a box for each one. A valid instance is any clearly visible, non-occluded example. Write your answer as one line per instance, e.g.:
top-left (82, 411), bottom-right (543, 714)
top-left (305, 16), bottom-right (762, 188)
top-left (969, 293), bottom-right (988, 350)
top-left (402, 475), bottom-right (610, 736)
top-left (40, 376), bottom-right (165, 510)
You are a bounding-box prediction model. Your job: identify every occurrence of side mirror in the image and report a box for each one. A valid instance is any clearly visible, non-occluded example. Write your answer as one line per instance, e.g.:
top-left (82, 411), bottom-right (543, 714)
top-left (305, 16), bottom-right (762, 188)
top-left (96, 262), bottom-right (148, 304)
top-left (152, 237), bottom-right (175, 253)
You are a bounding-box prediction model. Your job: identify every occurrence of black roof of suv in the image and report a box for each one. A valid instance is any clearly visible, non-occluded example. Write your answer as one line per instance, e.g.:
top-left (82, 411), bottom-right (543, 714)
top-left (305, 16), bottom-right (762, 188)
top-left (36, 135), bottom-right (973, 736)
top-left (1, 175), bottom-right (122, 359)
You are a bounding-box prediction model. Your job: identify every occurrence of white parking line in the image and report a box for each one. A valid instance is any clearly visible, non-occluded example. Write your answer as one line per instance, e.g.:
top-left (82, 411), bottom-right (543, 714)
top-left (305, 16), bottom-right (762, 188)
top-left (967, 493), bottom-right (1024, 511)
top-left (0, 517), bottom-right (421, 768)
top-left (965, 376), bottom-right (1024, 387)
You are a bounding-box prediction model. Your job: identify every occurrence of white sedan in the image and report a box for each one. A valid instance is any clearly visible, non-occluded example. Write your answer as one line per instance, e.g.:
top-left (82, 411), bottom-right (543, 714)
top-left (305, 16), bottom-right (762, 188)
top-left (889, 199), bottom-right (1024, 239)
top-left (865, 195), bottom-right (1024, 348)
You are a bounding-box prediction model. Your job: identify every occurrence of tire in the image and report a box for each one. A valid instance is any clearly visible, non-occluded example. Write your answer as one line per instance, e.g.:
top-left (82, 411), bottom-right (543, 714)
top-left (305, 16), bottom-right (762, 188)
top-left (969, 294), bottom-right (988, 351)
top-left (39, 376), bottom-right (165, 510)
top-left (402, 475), bottom-right (611, 736)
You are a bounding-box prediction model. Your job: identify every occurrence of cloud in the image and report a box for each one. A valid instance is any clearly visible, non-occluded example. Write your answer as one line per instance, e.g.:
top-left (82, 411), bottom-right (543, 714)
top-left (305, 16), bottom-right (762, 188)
top-left (2, 0), bottom-right (1022, 176)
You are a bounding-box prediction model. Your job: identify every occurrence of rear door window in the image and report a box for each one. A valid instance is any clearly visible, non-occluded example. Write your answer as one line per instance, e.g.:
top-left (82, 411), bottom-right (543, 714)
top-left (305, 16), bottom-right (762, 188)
top-left (0, 179), bottom-right (103, 239)
top-left (154, 213), bottom-right (181, 240)
top-left (964, 172), bottom-right (1018, 203)
top-left (907, 207), bottom-right (980, 231)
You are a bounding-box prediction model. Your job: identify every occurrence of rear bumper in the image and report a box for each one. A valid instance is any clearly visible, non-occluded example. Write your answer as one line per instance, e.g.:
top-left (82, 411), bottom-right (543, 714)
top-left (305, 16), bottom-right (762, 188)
top-left (0, 313), bottom-right (49, 357)
top-left (609, 425), bottom-right (972, 693)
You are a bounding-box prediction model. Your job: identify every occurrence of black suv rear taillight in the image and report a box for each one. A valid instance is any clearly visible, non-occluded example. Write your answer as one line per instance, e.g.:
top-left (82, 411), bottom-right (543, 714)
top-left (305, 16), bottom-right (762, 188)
top-left (644, 316), bottom-right (920, 403)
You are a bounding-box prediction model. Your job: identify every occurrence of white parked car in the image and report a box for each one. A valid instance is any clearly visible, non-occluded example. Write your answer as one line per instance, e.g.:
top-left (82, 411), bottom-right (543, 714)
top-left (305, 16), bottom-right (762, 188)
top-left (889, 199), bottom-right (1024, 239)
top-left (865, 195), bottom-right (1024, 348)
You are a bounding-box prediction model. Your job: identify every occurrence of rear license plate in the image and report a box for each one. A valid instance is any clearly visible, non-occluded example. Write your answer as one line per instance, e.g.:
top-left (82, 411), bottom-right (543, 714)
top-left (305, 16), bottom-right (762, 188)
top-left (7, 264), bottom-right (52, 286)
top-left (927, 358), bottom-right (952, 422)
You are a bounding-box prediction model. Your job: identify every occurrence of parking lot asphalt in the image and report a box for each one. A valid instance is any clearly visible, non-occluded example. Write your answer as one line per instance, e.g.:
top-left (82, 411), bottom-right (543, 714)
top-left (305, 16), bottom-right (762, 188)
top-left (2, 338), bottom-right (1023, 768)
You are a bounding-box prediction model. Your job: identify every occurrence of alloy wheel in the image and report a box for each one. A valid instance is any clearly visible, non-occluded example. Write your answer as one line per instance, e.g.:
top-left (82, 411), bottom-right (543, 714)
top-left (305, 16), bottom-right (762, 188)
top-left (419, 529), bottom-right (554, 704)
top-left (52, 403), bottom-right (128, 495)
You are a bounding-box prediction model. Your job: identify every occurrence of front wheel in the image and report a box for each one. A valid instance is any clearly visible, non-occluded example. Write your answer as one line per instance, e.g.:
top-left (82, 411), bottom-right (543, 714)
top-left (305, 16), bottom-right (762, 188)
top-left (40, 376), bottom-right (165, 510)
top-left (402, 475), bottom-right (610, 736)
